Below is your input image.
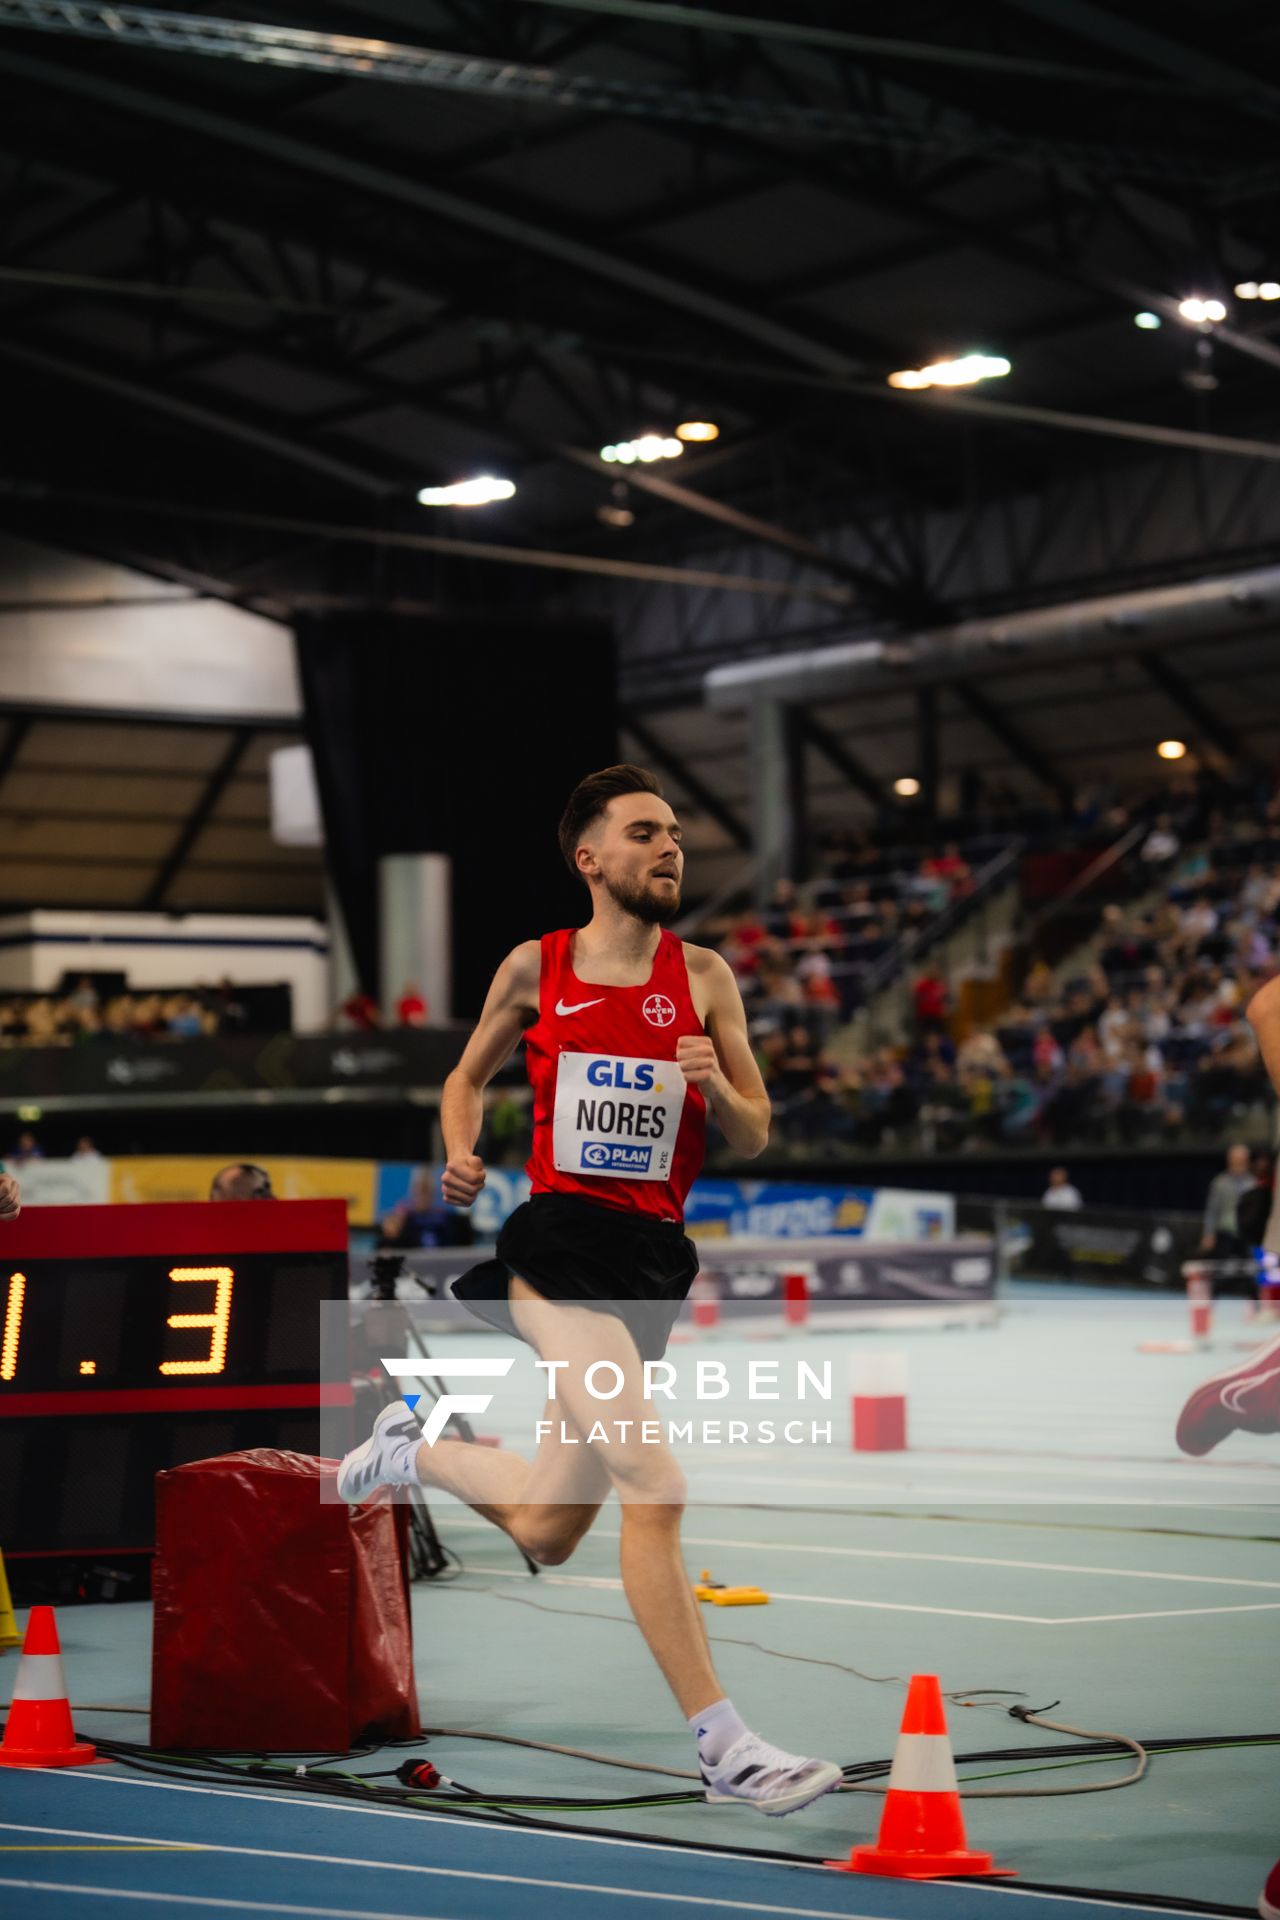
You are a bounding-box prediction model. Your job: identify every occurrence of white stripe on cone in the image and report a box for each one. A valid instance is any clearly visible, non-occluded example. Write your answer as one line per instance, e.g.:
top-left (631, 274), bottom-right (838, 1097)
top-left (885, 1733), bottom-right (959, 1795)
top-left (12, 1654), bottom-right (68, 1702)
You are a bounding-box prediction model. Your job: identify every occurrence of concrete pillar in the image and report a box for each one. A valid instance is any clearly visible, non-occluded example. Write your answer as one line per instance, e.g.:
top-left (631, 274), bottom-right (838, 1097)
top-left (749, 694), bottom-right (790, 907)
top-left (379, 853), bottom-right (451, 1024)
top-left (325, 875), bottom-right (357, 1015)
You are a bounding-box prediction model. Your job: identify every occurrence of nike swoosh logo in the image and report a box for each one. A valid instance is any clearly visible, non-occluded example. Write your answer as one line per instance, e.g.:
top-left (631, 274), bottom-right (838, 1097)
top-left (555, 996), bottom-right (606, 1016)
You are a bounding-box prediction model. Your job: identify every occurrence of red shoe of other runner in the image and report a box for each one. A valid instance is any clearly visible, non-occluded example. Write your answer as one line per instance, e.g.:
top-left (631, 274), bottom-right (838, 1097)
top-left (1175, 1328), bottom-right (1280, 1457)
top-left (1260, 1855), bottom-right (1280, 1920)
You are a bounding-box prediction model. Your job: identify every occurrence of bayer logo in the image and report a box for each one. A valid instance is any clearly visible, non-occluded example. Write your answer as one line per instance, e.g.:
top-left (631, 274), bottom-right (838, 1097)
top-left (642, 993), bottom-right (676, 1028)
top-left (583, 1143), bottom-right (611, 1166)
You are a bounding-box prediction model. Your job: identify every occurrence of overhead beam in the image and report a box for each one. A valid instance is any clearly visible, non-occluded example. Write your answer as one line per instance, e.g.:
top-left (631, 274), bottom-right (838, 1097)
top-left (917, 686), bottom-right (939, 821)
top-left (791, 710), bottom-right (889, 810)
top-left (0, 481), bottom-right (852, 607)
top-left (952, 678), bottom-right (1073, 806)
top-left (0, 149), bottom-right (888, 598)
top-left (1138, 651), bottom-right (1244, 762)
top-left (0, 48), bottom-right (862, 379)
top-left (143, 726), bottom-right (253, 909)
top-left (0, 336), bottom-right (394, 495)
top-left (0, 716), bottom-right (32, 804)
top-left (618, 710), bottom-right (751, 849)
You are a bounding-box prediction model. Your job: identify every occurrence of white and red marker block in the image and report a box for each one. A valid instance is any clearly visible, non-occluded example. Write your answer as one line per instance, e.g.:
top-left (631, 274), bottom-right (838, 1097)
top-left (850, 1350), bottom-right (908, 1451)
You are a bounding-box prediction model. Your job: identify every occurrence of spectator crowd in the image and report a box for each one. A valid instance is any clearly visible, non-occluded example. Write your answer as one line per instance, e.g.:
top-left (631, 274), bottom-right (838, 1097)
top-left (725, 809), bottom-right (1280, 1159)
top-left (0, 978), bottom-right (253, 1046)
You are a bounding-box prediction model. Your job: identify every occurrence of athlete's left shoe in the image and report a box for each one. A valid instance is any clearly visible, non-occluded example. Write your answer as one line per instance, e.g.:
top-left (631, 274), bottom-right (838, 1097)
top-left (701, 1732), bottom-right (843, 1817)
top-left (336, 1399), bottom-right (423, 1502)
top-left (1175, 1329), bottom-right (1280, 1457)
top-left (1260, 1855), bottom-right (1280, 1920)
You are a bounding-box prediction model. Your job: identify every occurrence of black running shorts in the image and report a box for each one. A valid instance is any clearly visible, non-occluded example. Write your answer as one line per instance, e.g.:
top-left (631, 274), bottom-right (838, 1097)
top-left (450, 1191), bottom-right (700, 1363)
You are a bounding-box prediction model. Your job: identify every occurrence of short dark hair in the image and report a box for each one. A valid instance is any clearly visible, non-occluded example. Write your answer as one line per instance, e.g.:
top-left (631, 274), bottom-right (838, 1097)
top-left (210, 1162), bottom-right (275, 1201)
top-left (558, 764), bottom-right (665, 879)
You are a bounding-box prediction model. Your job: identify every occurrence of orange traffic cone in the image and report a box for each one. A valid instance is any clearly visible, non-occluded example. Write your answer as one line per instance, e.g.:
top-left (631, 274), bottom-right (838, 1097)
top-left (827, 1674), bottom-right (1013, 1880)
top-left (0, 1606), bottom-right (97, 1768)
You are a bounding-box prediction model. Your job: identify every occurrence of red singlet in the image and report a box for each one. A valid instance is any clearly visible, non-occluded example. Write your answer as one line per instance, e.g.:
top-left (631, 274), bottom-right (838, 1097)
top-left (523, 927), bottom-right (708, 1221)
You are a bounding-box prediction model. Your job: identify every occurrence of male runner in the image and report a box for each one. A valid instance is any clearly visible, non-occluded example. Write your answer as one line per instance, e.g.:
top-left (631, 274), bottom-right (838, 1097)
top-left (339, 764), bottom-right (842, 1818)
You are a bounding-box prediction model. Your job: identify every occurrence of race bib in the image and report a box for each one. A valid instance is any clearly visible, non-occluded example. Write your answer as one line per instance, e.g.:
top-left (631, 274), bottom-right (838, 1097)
top-left (552, 1051), bottom-right (686, 1181)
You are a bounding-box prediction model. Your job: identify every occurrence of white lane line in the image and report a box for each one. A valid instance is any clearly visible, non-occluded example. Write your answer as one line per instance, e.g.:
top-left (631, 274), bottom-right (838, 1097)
top-left (471, 1564), bottom-right (1056, 1622)
top-left (0, 1821), bottom-right (882, 1919)
top-left (439, 1518), bottom-right (1280, 1589)
top-left (10, 1777), bottom-right (843, 1877)
top-left (467, 1564), bottom-right (1280, 1626)
top-left (0, 1819), bottom-right (1209, 1918)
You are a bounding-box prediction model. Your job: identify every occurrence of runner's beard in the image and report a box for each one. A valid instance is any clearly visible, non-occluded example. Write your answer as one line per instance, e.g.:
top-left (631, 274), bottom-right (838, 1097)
top-left (604, 870), bottom-right (683, 925)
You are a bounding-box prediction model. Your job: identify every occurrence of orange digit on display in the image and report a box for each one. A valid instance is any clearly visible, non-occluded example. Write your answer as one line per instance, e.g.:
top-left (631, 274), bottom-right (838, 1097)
top-left (159, 1266), bottom-right (235, 1376)
top-left (0, 1272), bottom-right (24, 1381)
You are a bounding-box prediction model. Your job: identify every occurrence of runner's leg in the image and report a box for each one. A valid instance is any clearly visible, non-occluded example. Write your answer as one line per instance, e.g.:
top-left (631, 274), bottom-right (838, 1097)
top-left (504, 1275), bottom-right (722, 1717)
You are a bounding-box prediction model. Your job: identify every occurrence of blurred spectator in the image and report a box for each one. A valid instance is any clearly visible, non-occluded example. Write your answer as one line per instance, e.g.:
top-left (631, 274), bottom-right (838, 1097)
top-left (1141, 814), bottom-right (1181, 868)
top-left (485, 1089), bottom-right (531, 1164)
top-left (380, 1168), bottom-right (473, 1249)
top-left (72, 1136), bottom-right (102, 1159)
top-left (1201, 1143), bottom-right (1254, 1257)
top-left (912, 968), bottom-right (949, 1037)
top-left (210, 1163), bottom-right (274, 1200)
top-left (210, 977), bottom-right (249, 1033)
top-left (67, 976), bottom-right (99, 1017)
top-left (9, 1130), bottom-right (42, 1164)
top-left (396, 981), bottom-right (430, 1026)
top-left (1042, 1166), bottom-right (1083, 1210)
top-left (334, 989), bottom-right (382, 1031)
top-left (921, 842), bottom-right (974, 900)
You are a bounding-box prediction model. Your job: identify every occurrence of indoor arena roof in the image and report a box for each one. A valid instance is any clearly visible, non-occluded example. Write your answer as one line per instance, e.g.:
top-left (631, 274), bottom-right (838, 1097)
top-left (2, 0), bottom-right (1280, 895)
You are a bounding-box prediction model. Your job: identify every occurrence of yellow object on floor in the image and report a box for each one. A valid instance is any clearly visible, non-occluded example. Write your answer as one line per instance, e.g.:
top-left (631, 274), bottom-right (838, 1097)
top-left (692, 1567), bottom-right (769, 1606)
top-left (0, 1550), bottom-right (19, 1649)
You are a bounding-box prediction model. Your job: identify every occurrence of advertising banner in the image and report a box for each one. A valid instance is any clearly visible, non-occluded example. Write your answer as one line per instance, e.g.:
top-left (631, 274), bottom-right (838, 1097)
top-left (1005, 1203), bottom-right (1201, 1289)
top-left (111, 1156), bottom-right (378, 1226)
top-left (683, 1180), bottom-right (954, 1242)
top-left (0, 1155), bottom-right (110, 1206)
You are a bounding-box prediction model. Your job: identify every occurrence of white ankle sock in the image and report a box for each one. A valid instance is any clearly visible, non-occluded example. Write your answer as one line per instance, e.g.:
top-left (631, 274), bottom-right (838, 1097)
top-left (689, 1697), bottom-right (748, 1768)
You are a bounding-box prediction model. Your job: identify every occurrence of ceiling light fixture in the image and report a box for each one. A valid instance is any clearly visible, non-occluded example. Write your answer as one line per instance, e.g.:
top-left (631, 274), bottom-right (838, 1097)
top-left (417, 476), bottom-right (515, 507)
top-left (1178, 297), bottom-right (1226, 324)
top-left (601, 437), bottom-right (684, 463)
top-left (887, 353), bottom-right (1011, 391)
top-left (676, 421), bottom-right (719, 442)
top-left (1157, 739), bottom-right (1188, 761)
top-left (1134, 311), bottom-right (1162, 329)
top-left (893, 776), bottom-right (922, 797)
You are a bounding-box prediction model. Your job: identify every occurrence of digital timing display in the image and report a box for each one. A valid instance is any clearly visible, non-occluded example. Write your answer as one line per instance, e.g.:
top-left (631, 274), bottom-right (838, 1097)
top-left (0, 1201), bottom-right (351, 1556)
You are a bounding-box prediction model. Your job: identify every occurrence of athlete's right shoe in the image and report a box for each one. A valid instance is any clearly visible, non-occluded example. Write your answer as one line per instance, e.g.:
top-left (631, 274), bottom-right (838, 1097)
top-left (1260, 1855), bottom-right (1280, 1920)
top-left (336, 1399), bottom-right (423, 1502)
top-left (701, 1732), bottom-right (843, 1817)
top-left (1175, 1329), bottom-right (1280, 1457)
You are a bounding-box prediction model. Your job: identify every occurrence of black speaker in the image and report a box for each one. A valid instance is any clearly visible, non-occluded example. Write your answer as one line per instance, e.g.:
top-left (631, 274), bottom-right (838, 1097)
top-left (296, 614), bottom-right (617, 1014)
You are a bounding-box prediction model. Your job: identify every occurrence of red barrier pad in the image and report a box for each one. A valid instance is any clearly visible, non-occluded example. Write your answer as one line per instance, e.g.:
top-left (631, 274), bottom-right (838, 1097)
top-left (152, 1449), bottom-right (420, 1752)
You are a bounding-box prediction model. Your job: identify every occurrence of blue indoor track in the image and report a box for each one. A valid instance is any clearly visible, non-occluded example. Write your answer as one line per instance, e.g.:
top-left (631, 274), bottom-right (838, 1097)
top-left (3, 1291), bottom-right (1277, 1918)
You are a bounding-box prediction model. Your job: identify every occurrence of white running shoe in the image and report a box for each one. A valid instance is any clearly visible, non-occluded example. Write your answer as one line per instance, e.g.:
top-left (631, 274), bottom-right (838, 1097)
top-left (336, 1399), bottom-right (423, 1503)
top-left (701, 1732), bottom-right (843, 1817)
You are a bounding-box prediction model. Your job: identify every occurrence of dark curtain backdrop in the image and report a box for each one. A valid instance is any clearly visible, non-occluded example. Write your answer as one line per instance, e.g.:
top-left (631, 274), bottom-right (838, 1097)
top-left (295, 614), bottom-right (617, 1013)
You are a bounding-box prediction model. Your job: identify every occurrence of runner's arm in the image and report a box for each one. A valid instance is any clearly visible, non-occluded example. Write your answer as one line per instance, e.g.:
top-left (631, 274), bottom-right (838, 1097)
top-left (679, 949), bottom-right (771, 1158)
top-left (440, 941), bottom-right (540, 1204)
